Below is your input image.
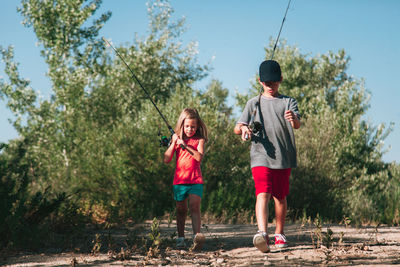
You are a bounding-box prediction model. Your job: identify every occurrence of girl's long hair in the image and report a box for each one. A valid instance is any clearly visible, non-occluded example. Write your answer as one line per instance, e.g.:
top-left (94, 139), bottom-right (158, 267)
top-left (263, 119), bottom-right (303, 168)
top-left (174, 108), bottom-right (208, 142)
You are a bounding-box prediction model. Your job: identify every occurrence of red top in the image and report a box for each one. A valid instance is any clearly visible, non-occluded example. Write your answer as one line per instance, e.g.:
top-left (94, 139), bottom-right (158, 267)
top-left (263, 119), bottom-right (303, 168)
top-left (173, 137), bottom-right (203, 185)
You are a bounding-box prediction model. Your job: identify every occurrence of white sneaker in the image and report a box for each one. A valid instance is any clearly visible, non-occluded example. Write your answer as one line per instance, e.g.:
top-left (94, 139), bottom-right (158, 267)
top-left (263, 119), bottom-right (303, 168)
top-left (176, 237), bottom-right (186, 249)
top-left (253, 231), bottom-right (270, 253)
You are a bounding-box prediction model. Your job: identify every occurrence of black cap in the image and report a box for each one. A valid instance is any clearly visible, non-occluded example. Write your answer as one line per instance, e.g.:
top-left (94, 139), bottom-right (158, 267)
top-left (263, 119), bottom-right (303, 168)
top-left (259, 60), bottom-right (281, 82)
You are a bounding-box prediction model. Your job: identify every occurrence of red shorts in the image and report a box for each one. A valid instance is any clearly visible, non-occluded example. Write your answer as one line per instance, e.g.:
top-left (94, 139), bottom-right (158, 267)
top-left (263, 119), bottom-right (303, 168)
top-left (252, 166), bottom-right (291, 199)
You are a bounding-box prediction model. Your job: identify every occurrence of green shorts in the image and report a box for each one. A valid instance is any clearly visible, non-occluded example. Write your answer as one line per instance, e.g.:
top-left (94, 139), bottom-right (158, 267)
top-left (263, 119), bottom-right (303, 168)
top-left (173, 184), bottom-right (203, 202)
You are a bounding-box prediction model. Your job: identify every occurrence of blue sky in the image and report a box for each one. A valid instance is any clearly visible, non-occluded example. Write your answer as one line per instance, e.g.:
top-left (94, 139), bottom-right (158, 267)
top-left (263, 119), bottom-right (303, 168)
top-left (1, 0), bottom-right (399, 163)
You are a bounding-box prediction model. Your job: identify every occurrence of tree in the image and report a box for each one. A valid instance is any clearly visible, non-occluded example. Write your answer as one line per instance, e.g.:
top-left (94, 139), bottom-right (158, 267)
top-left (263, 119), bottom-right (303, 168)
top-left (1, 0), bottom-right (209, 222)
top-left (1, 0), bottom-right (398, 229)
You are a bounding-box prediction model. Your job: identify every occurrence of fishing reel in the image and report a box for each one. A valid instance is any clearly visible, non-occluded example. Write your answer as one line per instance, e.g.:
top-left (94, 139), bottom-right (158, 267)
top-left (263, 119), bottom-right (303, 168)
top-left (158, 125), bottom-right (172, 147)
top-left (250, 121), bottom-right (262, 134)
top-left (159, 135), bottom-right (171, 147)
top-left (158, 130), bottom-right (191, 154)
top-left (244, 121), bottom-right (262, 140)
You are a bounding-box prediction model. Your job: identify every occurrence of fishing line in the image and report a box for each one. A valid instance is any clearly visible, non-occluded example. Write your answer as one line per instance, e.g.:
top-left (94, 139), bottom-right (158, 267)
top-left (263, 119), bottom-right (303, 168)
top-left (271, 0), bottom-right (291, 60)
top-left (102, 37), bottom-right (191, 154)
top-left (245, 0), bottom-right (292, 139)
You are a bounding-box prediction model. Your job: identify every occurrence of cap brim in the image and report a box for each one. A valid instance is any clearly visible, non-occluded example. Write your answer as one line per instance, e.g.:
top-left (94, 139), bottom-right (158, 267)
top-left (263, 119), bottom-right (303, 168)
top-left (260, 75), bottom-right (281, 82)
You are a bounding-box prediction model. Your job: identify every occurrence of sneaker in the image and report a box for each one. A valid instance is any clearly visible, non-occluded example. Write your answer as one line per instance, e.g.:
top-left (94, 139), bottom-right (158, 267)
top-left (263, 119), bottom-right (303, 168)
top-left (274, 233), bottom-right (288, 248)
top-left (176, 237), bottom-right (186, 249)
top-left (192, 233), bottom-right (205, 251)
top-left (253, 231), bottom-right (270, 253)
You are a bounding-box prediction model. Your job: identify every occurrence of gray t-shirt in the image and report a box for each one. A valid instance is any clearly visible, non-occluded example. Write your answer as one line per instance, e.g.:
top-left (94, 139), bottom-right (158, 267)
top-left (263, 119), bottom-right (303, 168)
top-left (238, 94), bottom-right (300, 169)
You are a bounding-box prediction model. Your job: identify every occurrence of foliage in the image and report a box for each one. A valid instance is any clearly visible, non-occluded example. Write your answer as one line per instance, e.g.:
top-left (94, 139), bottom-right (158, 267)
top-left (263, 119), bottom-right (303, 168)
top-left (0, 1), bottom-right (399, 251)
top-left (1, 0), bottom-right (213, 226)
top-left (0, 139), bottom-right (68, 249)
top-left (345, 163), bottom-right (400, 225)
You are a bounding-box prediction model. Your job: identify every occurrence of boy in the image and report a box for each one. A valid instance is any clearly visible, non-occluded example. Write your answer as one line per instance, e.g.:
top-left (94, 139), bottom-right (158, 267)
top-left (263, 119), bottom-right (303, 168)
top-left (234, 60), bottom-right (300, 253)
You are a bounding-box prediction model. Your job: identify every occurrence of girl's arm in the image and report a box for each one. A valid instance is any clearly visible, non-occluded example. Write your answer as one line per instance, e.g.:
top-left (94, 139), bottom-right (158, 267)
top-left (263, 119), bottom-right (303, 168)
top-left (164, 134), bottom-right (178, 163)
top-left (177, 138), bottom-right (205, 162)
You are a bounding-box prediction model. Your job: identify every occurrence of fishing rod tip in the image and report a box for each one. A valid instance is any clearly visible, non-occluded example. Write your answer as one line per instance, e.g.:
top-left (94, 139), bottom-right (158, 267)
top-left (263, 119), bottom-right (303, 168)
top-left (102, 37), bottom-right (110, 46)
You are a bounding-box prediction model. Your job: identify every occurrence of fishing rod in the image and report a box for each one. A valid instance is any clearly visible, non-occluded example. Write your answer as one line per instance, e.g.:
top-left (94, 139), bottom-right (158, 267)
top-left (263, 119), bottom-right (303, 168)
top-left (102, 37), bottom-right (191, 153)
top-left (271, 0), bottom-right (291, 61)
top-left (245, 0), bottom-right (291, 139)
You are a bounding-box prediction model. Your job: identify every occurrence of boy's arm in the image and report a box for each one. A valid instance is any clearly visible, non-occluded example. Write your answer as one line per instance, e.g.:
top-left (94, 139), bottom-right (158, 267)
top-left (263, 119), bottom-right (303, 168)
top-left (234, 123), bottom-right (252, 141)
top-left (291, 116), bottom-right (301, 129)
top-left (235, 100), bottom-right (253, 140)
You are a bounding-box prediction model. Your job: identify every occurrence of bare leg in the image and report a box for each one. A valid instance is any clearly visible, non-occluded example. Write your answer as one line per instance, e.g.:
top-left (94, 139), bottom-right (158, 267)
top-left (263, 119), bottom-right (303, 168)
top-left (188, 194), bottom-right (202, 234)
top-left (176, 199), bottom-right (188, 237)
top-left (255, 193), bottom-right (271, 232)
top-left (273, 196), bottom-right (287, 234)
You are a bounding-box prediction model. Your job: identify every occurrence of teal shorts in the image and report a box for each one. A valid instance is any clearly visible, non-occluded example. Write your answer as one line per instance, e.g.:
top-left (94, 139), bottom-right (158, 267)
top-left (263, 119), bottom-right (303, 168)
top-left (173, 184), bottom-right (203, 201)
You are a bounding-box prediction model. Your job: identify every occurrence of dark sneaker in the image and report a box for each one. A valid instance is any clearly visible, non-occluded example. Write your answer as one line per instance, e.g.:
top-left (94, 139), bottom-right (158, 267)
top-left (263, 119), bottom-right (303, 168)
top-left (253, 231), bottom-right (270, 253)
top-left (192, 233), bottom-right (205, 251)
top-left (274, 233), bottom-right (288, 248)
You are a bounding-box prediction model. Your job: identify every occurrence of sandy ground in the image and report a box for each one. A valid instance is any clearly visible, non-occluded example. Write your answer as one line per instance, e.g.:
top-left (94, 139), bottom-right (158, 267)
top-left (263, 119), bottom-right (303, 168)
top-left (2, 221), bottom-right (400, 266)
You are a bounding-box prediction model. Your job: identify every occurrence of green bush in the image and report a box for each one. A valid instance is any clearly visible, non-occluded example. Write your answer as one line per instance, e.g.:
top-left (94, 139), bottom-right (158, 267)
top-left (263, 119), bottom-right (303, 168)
top-left (0, 140), bottom-right (67, 249)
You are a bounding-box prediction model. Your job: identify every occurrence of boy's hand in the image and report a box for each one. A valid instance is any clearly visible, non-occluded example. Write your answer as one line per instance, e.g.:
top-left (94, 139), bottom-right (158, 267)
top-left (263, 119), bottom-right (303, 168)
top-left (284, 110), bottom-right (296, 122)
top-left (240, 125), bottom-right (252, 141)
top-left (284, 110), bottom-right (301, 129)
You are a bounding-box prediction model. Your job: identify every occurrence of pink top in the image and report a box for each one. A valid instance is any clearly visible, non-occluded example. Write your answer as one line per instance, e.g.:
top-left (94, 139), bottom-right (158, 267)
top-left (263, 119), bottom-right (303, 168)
top-left (173, 137), bottom-right (203, 185)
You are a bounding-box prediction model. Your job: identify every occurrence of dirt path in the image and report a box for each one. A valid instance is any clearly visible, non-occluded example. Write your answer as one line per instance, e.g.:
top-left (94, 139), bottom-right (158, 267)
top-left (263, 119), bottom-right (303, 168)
top-left (2, 222), bottom-right (400, 266)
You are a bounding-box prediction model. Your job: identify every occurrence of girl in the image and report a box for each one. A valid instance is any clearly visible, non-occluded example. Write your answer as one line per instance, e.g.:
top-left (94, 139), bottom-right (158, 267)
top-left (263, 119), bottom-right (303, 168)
top-left (164, 108), bottom-right (208, 250)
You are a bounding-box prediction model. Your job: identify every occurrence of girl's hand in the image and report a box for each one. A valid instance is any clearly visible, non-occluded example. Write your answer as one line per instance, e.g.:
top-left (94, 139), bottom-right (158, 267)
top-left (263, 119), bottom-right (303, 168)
top-left (176, 137), bottom-right (186, 146)
top-left (171, 133), bottom-right (179, 144)
top-left (172, 134), bottom-right (183, 149)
